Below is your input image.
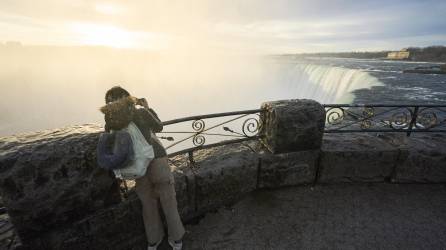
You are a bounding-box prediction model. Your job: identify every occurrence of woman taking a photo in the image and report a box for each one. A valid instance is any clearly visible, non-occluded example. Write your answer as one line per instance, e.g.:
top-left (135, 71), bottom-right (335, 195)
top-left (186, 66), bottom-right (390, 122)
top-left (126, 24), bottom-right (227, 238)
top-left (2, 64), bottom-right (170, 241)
top-left (103, 86), bottom-right (185, 250)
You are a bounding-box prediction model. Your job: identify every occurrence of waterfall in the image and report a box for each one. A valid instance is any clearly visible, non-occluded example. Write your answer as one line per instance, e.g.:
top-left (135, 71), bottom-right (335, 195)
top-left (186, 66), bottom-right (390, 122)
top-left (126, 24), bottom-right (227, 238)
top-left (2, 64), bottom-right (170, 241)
top-left (280, 63), bottom-right (383, 104)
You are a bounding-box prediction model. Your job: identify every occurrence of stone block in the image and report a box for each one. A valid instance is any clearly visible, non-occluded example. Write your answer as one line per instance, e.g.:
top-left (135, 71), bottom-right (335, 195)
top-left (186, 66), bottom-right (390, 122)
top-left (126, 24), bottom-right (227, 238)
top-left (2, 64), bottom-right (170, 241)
top-left (319, 134), bottom-right (399, 183)
top-left (260, 99), bottom-right (325, 154)
top-left (393, 133), bottom-right (446, 183)
top-left (171, 163), bottom-right (197, 221)
top-left (192, 143), bottom-right (259, 214)
top-left (258, 150), bottom-right (319, 188)
top-left (36, 193), bottom-right (146, 250)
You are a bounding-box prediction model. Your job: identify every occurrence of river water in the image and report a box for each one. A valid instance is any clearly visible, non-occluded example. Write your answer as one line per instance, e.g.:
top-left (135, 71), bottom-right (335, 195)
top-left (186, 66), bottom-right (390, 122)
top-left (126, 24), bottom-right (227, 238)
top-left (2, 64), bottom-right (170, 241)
top-left (286, 57), bottom-right (446, 105)
top-left (0, 50), bottom-right (445, 136)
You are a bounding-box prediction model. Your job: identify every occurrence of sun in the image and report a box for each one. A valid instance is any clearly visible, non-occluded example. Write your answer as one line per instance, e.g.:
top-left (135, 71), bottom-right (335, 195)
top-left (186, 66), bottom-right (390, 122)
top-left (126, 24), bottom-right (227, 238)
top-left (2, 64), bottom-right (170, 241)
top-left (71, 22), bottom-right (142, 48)
top-left (69, 22), bottom-right (171, 50)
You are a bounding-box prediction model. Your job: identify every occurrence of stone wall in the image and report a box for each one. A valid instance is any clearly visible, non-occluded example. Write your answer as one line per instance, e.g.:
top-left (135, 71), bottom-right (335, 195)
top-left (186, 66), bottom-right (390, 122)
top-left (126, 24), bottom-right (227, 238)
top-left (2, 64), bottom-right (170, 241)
top-left (1, 100), bottom-right (445, 249)
top-left (0, 125), bottom-right (122, 249)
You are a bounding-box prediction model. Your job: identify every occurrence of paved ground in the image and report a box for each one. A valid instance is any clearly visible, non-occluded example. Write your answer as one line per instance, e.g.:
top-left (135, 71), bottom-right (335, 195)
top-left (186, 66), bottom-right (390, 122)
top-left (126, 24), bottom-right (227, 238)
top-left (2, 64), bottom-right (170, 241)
top-left (180, 183), bottom-right (446, 250)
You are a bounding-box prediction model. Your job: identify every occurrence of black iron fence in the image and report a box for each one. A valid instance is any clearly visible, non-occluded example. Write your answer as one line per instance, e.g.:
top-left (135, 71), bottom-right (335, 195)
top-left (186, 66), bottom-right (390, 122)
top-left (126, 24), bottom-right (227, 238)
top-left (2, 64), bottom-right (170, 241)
top-left (158, 104), bottom-right (446, 157)
top-left (323, 104), bottom-right (446, 135)
top-left (158, 109), bottom-right (263, 159)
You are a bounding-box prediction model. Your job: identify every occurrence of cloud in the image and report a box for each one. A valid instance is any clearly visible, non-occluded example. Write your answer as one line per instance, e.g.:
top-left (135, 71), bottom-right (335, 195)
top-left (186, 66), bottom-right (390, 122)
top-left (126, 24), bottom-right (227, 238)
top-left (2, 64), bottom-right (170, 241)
top-left (0, 0), bottom-right (445, 52)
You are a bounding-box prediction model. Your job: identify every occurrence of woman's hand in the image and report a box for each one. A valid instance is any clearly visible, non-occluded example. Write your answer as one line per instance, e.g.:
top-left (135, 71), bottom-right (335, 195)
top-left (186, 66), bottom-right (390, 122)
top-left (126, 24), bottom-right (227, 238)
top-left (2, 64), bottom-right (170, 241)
top-left (137, 98), bottom-right (149, 109)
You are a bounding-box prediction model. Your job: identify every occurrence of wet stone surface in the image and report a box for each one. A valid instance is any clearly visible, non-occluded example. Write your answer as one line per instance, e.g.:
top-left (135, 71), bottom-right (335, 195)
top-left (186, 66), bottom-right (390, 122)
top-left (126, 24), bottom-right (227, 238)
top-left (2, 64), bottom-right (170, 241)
top-left (182, 183), bottom-right (446, 250)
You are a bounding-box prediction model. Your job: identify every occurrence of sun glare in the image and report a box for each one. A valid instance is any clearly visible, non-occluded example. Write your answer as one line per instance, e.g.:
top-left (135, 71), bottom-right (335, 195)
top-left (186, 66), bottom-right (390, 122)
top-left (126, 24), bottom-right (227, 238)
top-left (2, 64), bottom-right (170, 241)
top-left (71, 22), bottom-right (142, 48)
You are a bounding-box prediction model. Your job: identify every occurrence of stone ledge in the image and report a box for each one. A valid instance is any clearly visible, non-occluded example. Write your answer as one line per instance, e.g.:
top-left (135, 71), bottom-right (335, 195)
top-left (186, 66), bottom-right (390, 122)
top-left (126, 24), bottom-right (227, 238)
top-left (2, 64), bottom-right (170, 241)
top-left (393, 133), bottom-right (446, 183)
top-left (0, 125), bottom-right (121, 245)
top-left (186, 144), bottom-right (258, 215)
top-left (319, 133), bottom-right (400, 183)
top-left (37, 192), bottom-right (146, 250)
top-left (258, 150), bottom-right (319, 188)
top-left (172, 166), bottom-right (197, 221)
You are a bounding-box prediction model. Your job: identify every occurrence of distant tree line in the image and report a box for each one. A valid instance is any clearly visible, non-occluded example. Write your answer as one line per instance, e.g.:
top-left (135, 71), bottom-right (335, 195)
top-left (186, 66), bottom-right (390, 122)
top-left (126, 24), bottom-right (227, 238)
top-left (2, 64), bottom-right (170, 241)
top-left (285, 45), bottom-right (446, 62)
top-left (296, 51), bottom-right (390, 59)
top-left (406, 46), bottom-right (446, 62)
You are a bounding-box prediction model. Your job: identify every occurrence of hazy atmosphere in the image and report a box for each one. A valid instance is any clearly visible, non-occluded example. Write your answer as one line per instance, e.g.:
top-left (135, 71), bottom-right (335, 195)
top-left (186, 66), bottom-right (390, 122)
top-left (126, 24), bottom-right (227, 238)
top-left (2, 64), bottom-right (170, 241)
top-left (1, 0), bottom-right (446, 136)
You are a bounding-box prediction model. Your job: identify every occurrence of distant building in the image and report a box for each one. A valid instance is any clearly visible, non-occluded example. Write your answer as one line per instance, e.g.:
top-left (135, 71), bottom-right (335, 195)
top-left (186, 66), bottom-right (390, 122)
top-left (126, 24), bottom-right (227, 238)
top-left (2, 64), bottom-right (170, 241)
top-left (387, 48), bottom-right (410, 60)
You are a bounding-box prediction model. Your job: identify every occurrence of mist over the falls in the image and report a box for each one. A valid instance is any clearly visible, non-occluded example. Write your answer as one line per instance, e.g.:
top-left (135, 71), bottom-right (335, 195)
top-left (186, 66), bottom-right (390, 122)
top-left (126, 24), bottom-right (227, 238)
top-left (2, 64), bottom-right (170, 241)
top-left (0, 46), bottom-right (382, 136)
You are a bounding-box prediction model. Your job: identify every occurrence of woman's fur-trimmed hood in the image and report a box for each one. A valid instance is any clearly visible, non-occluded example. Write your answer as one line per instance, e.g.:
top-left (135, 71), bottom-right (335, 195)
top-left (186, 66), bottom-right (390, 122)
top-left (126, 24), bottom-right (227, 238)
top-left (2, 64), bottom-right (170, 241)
top-left (100, 96), bottom-right (137, 130)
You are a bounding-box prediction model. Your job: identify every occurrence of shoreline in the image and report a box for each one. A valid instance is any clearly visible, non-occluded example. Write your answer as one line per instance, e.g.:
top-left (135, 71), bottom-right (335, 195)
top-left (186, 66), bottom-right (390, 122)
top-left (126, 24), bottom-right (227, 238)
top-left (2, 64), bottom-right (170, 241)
top-left (277, 55), bottom-right (446, 64)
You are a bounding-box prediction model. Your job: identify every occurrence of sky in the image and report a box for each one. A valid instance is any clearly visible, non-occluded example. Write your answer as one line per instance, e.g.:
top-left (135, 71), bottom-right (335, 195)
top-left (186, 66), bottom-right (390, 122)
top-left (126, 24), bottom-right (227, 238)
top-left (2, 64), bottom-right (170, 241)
top-left (0, 0), bottom-right (445, 53)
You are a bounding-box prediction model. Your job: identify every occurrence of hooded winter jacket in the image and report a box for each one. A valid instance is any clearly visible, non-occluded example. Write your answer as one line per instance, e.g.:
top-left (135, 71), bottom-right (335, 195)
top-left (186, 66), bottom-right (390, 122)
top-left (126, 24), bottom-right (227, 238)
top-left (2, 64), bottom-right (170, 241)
top-left (100, 97), bottom-right (167, 158)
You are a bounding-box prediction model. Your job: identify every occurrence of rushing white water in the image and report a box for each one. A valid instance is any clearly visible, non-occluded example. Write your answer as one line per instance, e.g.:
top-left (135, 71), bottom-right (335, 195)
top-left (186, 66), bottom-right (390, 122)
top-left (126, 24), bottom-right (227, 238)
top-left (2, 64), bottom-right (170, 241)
top-left (277, 63), bottom-right (383, 104)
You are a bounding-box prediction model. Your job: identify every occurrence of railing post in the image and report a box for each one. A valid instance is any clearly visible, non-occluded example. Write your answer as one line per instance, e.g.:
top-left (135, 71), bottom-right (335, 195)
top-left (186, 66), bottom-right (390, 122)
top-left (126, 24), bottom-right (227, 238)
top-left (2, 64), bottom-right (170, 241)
top-left (188, 151), bottom-right (195, 166)
top-left (260, 99), bottom-right (326, 154)
top-left (407, 106), bottom-right (419, 137)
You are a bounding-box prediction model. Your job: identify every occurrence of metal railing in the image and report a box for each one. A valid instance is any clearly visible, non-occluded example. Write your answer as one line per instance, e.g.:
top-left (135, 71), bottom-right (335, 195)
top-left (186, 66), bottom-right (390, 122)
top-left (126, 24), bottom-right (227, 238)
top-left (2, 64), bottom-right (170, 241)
top-left (323, 104), bottom-right (446, 135)
top-left (158, 109), bottom-right (263, 160)
top-left (157, 104), bottom-right (446, 158)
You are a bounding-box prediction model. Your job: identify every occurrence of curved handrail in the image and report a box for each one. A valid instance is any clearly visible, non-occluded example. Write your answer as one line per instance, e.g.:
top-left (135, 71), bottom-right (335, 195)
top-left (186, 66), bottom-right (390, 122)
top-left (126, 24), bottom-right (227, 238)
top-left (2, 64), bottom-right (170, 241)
top-left (323, 104), bottom-right (446, 108)
top-left (157, 108), bottom-right (264, 158)
top-left (162, 109), bottom-right (262, 126)
top-left (324, 104), bottom-right (446, 135)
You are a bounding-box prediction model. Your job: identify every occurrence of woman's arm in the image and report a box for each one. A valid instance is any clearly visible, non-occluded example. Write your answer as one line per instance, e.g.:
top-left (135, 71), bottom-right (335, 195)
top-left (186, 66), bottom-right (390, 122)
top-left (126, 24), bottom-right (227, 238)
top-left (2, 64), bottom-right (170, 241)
top-left (134, 98), bottom-right (163, 132)
top-left (134, 107), bottom-right (163, 133)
